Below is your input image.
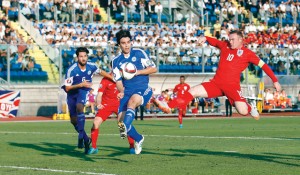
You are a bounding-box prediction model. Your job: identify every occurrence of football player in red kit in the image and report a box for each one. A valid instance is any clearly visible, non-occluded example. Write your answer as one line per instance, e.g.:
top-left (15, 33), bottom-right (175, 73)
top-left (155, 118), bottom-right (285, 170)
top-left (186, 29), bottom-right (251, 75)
top-left (87, 74), bottom-right (135, 154)
top-left (173, 76), bottom-right (190, 128)
top-left (169, 30), bottom-right (281, 120)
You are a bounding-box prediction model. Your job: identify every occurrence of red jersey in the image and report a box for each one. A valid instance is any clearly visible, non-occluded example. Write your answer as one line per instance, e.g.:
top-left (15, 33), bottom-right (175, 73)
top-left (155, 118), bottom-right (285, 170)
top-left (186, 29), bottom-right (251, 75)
top-left (206, 36), bottom-right (260, 85)
top-left (173, 83), bottom-right (190, 97)
top-left (98, 77), bottom-right (119, 106)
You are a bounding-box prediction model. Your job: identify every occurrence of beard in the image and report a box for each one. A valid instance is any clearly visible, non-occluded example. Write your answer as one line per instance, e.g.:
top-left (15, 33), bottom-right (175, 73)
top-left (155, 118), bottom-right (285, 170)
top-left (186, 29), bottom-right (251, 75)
top-left (78, 60), bottom-right (86, 67)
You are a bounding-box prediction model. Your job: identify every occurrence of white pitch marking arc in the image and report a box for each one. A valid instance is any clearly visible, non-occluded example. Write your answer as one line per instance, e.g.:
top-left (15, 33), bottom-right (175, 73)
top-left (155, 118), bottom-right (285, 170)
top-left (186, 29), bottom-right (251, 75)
top-left (0, 165), bottom-right (116, 175)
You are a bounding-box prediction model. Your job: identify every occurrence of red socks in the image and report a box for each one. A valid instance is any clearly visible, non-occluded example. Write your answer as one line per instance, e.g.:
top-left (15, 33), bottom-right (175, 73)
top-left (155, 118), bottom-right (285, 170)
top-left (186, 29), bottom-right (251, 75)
top-left (178, 109), bottom-right (183, 124)
top-left (91, 128), bottom-right (134, 149)
top-left (127, 136), bottom-right (135, 148)
top-left (91, 128), bottom-right (99, 149)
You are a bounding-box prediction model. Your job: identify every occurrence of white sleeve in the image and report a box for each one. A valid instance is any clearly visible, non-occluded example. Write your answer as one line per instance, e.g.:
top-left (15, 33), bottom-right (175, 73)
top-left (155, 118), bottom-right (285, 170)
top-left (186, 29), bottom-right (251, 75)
top-left (95, 67), bottom-right (102, 74)
top-left (141, 58), bottom-right (156, 68)
top-left (64, 76), bottom-right (74, 86)
top-left (112, 67), bottom-right (122, 81)
top-left (139, 50), bottom-right (156, 68)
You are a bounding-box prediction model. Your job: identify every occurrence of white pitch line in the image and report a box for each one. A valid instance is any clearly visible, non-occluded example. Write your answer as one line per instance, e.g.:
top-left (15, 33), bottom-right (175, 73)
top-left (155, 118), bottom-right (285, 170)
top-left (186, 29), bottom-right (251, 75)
top-left (224, 151), bottom-right (238, 153)
top-left (0, 165), bottom-right (116, 175)
top-left (0, 131), bottom-right (298, 141)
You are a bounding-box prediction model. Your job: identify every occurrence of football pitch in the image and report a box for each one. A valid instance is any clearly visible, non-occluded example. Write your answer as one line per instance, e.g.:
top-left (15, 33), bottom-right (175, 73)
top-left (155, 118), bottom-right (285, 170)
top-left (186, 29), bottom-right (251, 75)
top-left (0, 116), bottom-right (299, 175)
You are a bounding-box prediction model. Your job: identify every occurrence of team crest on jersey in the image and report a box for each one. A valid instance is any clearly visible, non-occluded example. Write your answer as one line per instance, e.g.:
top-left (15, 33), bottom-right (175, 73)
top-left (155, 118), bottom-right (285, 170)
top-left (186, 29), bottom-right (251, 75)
top-left (237, 49), bottom-right (243, 57)
top-left (88, 71), bottom-right (91, 75)
top-left (184, 86), bottom-right (187, 90)
top-left (132, 57), bottom-right (136, 62)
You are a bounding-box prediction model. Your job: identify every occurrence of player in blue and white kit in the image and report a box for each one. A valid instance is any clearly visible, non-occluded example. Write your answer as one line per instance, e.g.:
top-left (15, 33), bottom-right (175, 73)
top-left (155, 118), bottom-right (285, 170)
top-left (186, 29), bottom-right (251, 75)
top-left (62, 47), bottom-right (111, 154)
top-left (112, 30), bottom-right (157, 154)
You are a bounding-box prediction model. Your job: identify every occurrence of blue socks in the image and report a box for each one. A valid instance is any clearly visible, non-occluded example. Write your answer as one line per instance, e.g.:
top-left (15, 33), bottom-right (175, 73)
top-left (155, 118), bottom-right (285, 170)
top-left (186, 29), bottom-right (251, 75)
top-left (123, 108), bottom-right (143, 142)
top-left (77, 113), bottom-right (89, 142)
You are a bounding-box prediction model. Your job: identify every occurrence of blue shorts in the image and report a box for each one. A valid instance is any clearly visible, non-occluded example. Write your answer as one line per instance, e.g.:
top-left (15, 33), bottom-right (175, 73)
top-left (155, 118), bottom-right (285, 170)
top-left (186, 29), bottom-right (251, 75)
top-left (67, 89), bottom-right (88, 117)
top-left (118, 87), bottom-right (153, 113)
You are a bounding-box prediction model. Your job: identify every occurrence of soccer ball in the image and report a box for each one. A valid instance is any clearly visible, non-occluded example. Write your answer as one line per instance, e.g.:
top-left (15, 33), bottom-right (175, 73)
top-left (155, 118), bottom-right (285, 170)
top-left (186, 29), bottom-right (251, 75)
top-left (120, 62), bottom-right (137, 80)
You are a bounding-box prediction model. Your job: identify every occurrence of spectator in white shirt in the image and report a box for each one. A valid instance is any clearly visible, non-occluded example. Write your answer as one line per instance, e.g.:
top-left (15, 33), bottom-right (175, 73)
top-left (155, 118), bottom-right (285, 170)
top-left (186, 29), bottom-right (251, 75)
top-left (155, 2), bottom-right (163, 14)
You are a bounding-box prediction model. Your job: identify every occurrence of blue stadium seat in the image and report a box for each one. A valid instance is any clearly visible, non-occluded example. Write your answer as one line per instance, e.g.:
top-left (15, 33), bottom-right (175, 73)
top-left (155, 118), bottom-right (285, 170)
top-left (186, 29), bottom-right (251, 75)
top-left (161, 14), bottom-right (168, 23)
top-left (210, 15), bottom-right (217, 24)
top-left (193, 65), bottom-right (202, 72)
top-left (34, 64), bottom-right (42, 71)
top-left (204, 65), bottom-right (213, 72)
top-left (133, 13), bottom-right (141, 21)
top-left (159, 65), bottom-right (167, 72)
top-left (250, 7), bottom-right (257, 13)
top-left (150, 14), bottom-right (158, 23)
top-left (11, 63), bottom-right (21, 71)
top-left (115, 13), bottom-right (123, 21)
top-left (8, 10), bottom-right (18, 20)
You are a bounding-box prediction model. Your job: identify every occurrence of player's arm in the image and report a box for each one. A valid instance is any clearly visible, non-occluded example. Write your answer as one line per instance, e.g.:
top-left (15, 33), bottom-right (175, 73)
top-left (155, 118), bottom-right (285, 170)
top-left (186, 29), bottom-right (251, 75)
top-left (173, 85), bottom-right (178, 94)
top-left (96, 92), bottom-right (104, 109)
top-left (254, 57), bottom-right (281, 92)
top-left (112, 62), bottom-right (125, 99)
top-left (99, 70), bottom-right (113, 80)
top-left (94, 65), bottom-right (113, 80)
top-left (198, 36), bottom-right (226, 48)
top-left (64, 77), bottom-right (92, 92)
top-left (96, 79), bottom-right (107, 109)
top-left (136, 50), bottom-right (157, 76)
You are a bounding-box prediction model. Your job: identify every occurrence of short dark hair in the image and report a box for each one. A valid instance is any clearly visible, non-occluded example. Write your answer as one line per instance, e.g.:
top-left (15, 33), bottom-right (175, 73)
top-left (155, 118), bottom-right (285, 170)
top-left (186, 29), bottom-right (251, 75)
top-left (229, 30), bottom-right (243, 38)
top-left (76, 47), bottom-right (89, 57)
top-left (180, 75), bottom-right (185, 79)
top-left (116, 30), bottom-right (132, 45)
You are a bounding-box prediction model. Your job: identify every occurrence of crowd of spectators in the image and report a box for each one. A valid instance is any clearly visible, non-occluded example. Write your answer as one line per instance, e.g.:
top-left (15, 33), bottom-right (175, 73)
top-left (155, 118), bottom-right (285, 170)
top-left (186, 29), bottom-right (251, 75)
top-left (264, 88), bottom-right (293, 109)
top-left (1, 0), bottom-right (300, 77)
top-left (0, 15), bottom-right (41, 77)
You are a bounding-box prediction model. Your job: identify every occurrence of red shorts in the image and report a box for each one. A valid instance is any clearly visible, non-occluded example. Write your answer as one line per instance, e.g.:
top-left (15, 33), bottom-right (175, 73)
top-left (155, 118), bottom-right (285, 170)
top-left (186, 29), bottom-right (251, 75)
top-left (95, 104), bottom-right (118, 121)
top-left (202, 81), bottom-right (246, 105)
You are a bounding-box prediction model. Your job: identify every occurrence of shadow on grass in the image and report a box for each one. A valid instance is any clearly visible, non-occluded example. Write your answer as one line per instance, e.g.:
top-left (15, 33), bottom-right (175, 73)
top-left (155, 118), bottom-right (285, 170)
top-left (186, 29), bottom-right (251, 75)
top-left (8, 142), bottom-right (127, 162)
top-left (168, 148), bottom-right (300, 167)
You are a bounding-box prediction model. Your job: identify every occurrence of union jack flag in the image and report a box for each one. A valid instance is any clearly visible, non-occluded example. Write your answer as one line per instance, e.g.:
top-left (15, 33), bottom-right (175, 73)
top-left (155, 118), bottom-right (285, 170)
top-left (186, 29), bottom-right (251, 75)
top-left (0, 90), bottom-right (21, 118)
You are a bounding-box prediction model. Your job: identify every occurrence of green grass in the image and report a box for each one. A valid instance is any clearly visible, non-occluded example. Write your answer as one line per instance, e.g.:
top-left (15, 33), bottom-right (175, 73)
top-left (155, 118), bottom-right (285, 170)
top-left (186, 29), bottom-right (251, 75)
top-left (0, 117), bottom-right (299, 175)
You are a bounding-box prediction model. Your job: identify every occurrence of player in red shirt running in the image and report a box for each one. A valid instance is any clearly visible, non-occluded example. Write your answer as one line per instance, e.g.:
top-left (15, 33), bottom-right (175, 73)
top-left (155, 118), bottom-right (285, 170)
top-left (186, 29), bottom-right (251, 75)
top-left (87, 74), bottom-right (135, 154)
top-left (169, 30), bottom-right (281, 120)
top-left (173, 76), bottom-right (190, 128)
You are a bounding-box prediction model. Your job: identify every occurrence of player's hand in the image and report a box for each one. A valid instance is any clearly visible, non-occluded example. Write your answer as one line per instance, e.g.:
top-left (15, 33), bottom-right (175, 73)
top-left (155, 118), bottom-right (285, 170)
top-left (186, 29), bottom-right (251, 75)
top-left (117, 92), bottom-right (124, 100)
top-left (97, 104), bottom-right (104, 110)
top-left (198, 36), bottom-right (206, 46)
top-left (80, 80), bottom-right (92, 88)
top-left (273, 82), bottom-right (281, 92)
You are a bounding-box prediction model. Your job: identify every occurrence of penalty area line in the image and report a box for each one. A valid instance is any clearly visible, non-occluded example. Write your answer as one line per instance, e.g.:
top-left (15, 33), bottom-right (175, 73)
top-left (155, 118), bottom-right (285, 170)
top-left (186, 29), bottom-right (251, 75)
top-left (0, 165), bottom-right (116, 175)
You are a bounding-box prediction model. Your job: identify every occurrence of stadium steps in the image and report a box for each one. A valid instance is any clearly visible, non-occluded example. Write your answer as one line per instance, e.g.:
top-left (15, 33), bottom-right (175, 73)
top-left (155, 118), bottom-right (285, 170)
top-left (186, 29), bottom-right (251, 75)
top-left (9, 22), bottom-right (59, 84)
top-left (91, 0), bottom-right (114, 22)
